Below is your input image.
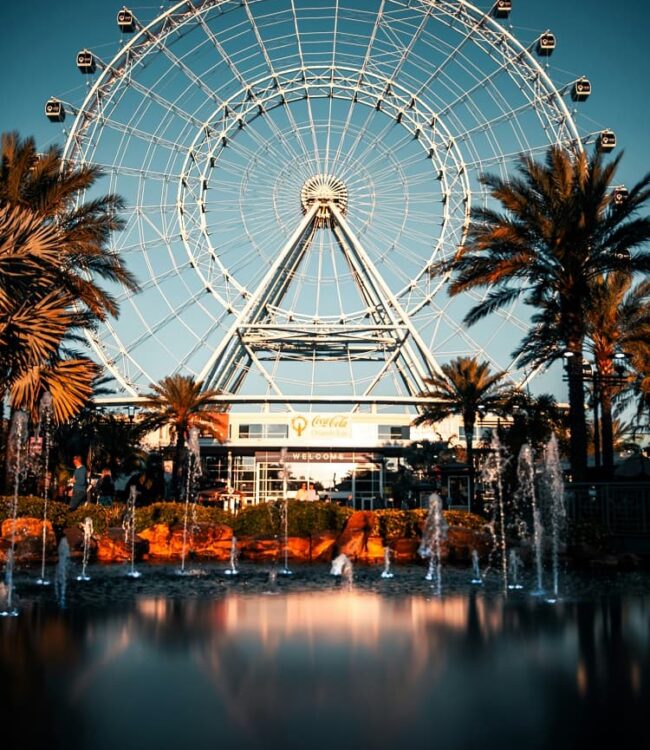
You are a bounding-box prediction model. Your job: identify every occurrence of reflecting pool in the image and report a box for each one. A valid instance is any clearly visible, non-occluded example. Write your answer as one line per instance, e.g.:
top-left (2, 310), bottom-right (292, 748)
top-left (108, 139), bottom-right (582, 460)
top-left (1, 565), bottom-right (649, 749)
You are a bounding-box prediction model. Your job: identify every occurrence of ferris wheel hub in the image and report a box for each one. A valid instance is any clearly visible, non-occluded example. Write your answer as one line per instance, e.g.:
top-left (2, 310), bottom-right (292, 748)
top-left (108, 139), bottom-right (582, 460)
top-left (300, 174), bottom-right (348, 225)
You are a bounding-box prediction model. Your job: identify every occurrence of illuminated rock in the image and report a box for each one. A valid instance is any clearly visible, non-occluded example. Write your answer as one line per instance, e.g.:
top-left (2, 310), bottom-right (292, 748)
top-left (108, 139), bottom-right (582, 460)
top-left (392, 538), bottom-right (419, 563)
top-left (445, 525), bottom-right (491, 562)
top-left (310, 532), bottom-right (337, 561)
top-left (139, 523), bottom-right (173, 558)
top-left (96, 528), bottom-right (148, 563)
top-left (0, 517), bottom-right (56, 563)
top-left (335, 510), bottom-right (377, 560)
top-left (63, 524), bottom-right (98, 561)
top-left (360, 535), bottom-right (385, 563)
top-left (285, 536), bottom-right (311, 561)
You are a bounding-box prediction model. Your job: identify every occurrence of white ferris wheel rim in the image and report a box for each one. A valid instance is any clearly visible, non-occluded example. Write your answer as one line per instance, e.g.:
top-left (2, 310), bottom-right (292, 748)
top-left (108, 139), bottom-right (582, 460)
top-left (56, 1), bottom-right (587, 401)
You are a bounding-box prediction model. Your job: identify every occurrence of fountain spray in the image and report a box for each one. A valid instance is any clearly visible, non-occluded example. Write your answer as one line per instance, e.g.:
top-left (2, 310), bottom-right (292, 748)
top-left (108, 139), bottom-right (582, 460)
top-left (1, 411), bottom-right (29, 616)
top-left (36, 392), bottom-right (53, 586)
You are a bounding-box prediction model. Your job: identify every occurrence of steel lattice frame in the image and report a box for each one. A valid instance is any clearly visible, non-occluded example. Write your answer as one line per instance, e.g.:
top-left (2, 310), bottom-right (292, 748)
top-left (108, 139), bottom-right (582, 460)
top-left (55, 0), bottom-right (593, 411)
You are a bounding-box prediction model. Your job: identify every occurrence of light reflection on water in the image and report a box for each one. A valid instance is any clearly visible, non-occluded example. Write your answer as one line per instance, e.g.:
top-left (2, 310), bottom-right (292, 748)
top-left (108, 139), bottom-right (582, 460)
top-left (1, 567), bottom-right (649, 749)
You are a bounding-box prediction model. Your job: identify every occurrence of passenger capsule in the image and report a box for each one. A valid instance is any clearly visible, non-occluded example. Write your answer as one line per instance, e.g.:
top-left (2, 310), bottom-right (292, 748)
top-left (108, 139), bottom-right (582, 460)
top-left (493, 1), bottom-right (512, 19)
top-left (536, 32), bottom-right (556, 56)
top-left (117, 7), bottom-right (135, 33)
top-left (45, 98), bottom-right (65, 122)
top-left (598, 130), bottom-right (616, 152)
top-left (571, 77), bottom-right (591, 102)
top-left (76, 49), bottom-right (96, 74)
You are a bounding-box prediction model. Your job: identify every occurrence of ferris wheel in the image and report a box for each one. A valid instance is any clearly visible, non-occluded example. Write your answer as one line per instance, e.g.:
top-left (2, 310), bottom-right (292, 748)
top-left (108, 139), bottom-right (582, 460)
top-left (48, 0), bottom-right (607, 410)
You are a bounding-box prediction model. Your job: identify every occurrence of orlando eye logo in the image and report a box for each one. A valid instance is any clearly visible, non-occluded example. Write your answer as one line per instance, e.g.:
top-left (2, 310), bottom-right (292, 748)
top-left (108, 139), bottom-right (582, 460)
top-left (291, 415), bottom-right (308, 437)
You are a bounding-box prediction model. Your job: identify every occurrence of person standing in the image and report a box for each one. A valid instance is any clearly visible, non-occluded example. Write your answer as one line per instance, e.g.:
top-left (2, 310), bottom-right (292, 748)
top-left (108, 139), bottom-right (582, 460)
top-left (69, 455), bottom-right (88, 510)
top-left (97, 467), bottom-right (115, 507)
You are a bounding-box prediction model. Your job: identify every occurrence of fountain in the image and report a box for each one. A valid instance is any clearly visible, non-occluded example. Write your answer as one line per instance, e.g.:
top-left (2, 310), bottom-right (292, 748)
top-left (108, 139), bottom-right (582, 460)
top-left (224, 536), bottom-right (239, 576)
top-left (380, 546), bottom-right (394, 579)
top-left (278, 497), bottom-right (292, 576)
top-left (330, 553), bottom-right (353, 586)
top-left (508, 549), bottom-right (524, 590)
top-left (76, 517), bottom-right (93, 581)
top-left (470, 549), bottom-right (483, 585)
top-left (54, 537), bottom-right (70, 609)
top-left (480, 433), bottom-right (509, 593)
top-left (123, 485), bottom-right (141, 579)
top-left (418, 493), bottom-right (447, 594)
top-left (1, 410), bottom-right (29, 616)
top-left (516, 443), bottom-right (544, 594)
top-left (35, 392), bottom-right (54, 586)
top-left (178, 427), bottom-right (201, 576)
top-left (541, 435), bottom-right (566, 602)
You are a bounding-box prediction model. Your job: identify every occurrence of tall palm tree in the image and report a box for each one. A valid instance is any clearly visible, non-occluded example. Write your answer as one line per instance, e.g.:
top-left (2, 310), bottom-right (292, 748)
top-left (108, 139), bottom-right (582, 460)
top-left (0, 132), bottom-right (139, 420)
top-left (586, 274), bottom-right (650, 473)
top-left (413, 356), bottom-right (513, 510)
top-left (441, 145), bottom-right (650, 481)
top-left (144, 375), bottom-right (228, 499)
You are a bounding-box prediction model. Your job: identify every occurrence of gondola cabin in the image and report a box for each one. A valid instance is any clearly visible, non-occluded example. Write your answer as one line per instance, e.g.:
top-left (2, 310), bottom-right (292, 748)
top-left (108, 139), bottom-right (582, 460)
top-left (45, 98), bottom-right (65, 122)
top-left (76, 50), bottom-right (96, 74)
top-left (117, 8), bottom-right (135, 33)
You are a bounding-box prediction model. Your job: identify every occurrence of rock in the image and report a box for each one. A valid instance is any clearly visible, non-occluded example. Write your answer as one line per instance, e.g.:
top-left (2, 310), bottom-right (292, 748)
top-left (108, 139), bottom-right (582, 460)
top-left (140, 523), bottom-right (235, 560)
top-left (63, 525), bottom-right (98, 561)
top-left (139, 524), bottom-right (173, 558)
top-left (189, 524), bottom-right (234, 560)
top-left (0, 517), bottom-right (57, 563)
top-left (284, 536), bottom-right (311, 562)
top-left (392, 538), bottom-right (419, 563)
top-left (96, 527), bottom-right (148, 563)
top-left (359, 535), bottom-right (385, 563)
top-left (335, 511), bottom-right (377, 560)
top-left (310, 532), bottom-right (337, 562)
top-left (445, 525), bottom-right (491, 562)
top-left (238, 536), bottom-right (279, 562)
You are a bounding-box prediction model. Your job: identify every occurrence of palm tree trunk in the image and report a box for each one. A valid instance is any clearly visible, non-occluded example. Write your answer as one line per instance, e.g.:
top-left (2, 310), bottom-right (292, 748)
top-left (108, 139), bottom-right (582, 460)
top-left (567, 353), bottom-right (588, 482)
top-left (600, 384), bottom-right (615, 477)
top-left (173, 428), bottom-right (185, 501)
top-left (464, 414), bottom-right (476, 513)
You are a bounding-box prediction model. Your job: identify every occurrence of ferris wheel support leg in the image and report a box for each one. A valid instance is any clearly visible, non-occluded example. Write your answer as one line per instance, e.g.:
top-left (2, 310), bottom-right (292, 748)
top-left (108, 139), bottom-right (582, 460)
top-left (198, 201), bottom-right (321, 391)
top-left (328, 202), bottom-right (444, 392)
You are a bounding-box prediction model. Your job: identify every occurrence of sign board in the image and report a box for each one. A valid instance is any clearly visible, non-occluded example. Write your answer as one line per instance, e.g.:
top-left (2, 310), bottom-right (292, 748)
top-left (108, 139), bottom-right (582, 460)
top-left (256, 450), bottom-right (379, 464)
top-left (289, 414), bottom-right (351, 440)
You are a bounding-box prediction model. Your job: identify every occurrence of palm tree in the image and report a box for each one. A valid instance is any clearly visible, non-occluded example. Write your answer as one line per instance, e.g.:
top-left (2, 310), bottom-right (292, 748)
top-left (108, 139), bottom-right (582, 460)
top-left (413, 356), bottom-right (513, 511)
top-left (441, 145), bottom-right (650, 481)
top-left (585, 274), bottom-right (650, 474)
top-left (513, 274), bottom-right (650, 476)
top-left (0, 132), bottom-right (139, 420)
top-left (144, 375), bottom-right (228, 499)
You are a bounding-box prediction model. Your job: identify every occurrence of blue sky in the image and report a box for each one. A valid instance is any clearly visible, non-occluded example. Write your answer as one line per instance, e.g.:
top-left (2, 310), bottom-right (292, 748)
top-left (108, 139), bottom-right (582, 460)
top-left (1, 0), bottom-right (648, 404)
top-left (2, 0), bottom-right (647, 181)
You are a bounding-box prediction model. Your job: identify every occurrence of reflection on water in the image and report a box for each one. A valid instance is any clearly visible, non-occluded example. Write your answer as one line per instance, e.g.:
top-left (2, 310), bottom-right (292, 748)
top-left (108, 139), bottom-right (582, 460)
top-left (1, 567), bottom-right (649, 749)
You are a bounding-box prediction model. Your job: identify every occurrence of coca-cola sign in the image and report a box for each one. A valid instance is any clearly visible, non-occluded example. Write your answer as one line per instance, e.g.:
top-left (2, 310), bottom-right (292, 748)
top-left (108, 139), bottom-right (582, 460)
top-left (290, 414), bottom-right (351, 438)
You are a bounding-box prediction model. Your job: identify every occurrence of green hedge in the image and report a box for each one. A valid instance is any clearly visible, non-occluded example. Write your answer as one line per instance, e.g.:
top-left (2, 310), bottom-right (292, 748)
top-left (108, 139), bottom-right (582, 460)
top-left (134, 502), bottom-right (232, 532)
top-left (1, 497), bottom-right (484, 539)
top-left (232, 501), bottom-right (353, 538)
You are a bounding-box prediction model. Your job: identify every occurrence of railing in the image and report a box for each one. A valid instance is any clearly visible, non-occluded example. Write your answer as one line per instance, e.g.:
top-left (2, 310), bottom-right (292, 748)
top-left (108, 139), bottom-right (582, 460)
top-left (565, 483), bottom-right (650, 537)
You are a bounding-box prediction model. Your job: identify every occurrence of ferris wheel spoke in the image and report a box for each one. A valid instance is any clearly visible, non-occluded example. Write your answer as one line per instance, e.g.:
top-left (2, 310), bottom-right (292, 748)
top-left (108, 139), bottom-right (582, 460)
top-left (57, 0), bottom-right (584, 400)
top-left (242, 0), bottom-right (316, 165)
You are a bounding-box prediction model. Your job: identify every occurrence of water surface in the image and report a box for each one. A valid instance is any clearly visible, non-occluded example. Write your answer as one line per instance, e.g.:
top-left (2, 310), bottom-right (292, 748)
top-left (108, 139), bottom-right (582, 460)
top-left (1, 564), bottom-right (648, 749)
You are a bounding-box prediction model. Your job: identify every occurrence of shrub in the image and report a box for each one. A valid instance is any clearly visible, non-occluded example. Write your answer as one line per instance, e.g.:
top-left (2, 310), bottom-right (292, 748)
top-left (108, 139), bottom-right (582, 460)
top-left (134, 502), bottom-right (232, 532)
top-left (232, 501), bottom-right (353, 538)
top-left (0, 496), bottom-right (71, 528)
